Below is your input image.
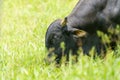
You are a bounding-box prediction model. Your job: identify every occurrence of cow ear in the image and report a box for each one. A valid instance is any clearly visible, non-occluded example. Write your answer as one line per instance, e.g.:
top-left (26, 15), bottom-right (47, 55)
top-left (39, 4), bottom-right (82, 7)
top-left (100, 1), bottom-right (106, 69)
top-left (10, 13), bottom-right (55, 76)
top-left (61, 17), bottom-right (67, 27)
top-left (73, 30), bottom-right (87, 37)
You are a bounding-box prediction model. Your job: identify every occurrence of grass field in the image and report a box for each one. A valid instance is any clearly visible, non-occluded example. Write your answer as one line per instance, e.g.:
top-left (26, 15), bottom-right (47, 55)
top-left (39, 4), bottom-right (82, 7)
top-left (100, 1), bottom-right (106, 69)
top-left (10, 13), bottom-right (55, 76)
top-left (0, 0), bottom-right (120, 80)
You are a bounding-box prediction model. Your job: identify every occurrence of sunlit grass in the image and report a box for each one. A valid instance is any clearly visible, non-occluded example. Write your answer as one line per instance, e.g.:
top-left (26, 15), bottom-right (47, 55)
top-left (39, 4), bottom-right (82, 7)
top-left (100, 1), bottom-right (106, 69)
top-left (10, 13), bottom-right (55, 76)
top-left (0, 0), bottom-right (120, 80)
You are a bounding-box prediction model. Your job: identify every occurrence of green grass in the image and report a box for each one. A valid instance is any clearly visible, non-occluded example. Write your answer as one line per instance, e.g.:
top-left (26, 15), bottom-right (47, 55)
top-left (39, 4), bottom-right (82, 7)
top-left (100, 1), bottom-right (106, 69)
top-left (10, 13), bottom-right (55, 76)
top-left (0, 0), bottom-right (120, 80)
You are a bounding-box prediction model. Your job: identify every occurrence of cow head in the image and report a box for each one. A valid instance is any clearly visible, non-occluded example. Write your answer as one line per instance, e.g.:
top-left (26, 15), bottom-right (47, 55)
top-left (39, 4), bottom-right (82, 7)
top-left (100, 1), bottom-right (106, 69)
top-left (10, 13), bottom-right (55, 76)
top-left (45, 17), bottom-right (87, 64)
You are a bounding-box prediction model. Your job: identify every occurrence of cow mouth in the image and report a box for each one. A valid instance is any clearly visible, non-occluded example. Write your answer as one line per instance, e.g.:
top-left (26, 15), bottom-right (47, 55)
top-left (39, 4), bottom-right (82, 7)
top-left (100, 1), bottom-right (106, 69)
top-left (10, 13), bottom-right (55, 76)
top-left (44, 47), bottom-right (55, 64)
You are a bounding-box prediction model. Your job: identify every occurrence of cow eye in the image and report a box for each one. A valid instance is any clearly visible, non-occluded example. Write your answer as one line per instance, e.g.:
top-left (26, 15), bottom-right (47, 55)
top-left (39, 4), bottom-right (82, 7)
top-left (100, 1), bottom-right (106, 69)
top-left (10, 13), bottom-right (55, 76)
top-left (54, 35), bottom-right (62, 40)
top-left (54, 35), bottom-right (57, 39)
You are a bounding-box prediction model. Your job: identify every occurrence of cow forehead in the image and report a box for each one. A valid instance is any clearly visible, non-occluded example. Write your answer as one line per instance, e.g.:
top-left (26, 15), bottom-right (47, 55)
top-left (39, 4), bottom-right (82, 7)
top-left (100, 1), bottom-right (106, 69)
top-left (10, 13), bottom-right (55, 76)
top-left (46, 21), bottom-right (62, 34)
top-left (48, 19), bottom-right (62, 29)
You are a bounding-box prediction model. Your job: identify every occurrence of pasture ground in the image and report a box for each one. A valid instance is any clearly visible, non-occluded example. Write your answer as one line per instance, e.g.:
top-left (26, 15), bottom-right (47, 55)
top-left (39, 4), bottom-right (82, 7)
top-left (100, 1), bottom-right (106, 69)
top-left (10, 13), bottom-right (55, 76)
top-left (0, 0), bottom-right (120, 80)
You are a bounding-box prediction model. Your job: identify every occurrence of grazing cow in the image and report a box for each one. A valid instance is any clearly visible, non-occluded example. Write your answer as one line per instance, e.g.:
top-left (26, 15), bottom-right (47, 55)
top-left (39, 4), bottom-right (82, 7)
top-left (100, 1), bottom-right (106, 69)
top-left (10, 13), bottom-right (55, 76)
top-left (45, 19), bottom-right (86, 64)
top-left (45, 0), bottom-right (120, 64)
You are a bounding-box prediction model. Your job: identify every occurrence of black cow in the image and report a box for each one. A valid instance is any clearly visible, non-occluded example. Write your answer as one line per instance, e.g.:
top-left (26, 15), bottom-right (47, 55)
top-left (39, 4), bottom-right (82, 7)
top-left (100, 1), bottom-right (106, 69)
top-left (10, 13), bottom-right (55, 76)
top-left (45, 19), bottom-right (86, 64)
top-left (45, 0), bottom-right (120, 64)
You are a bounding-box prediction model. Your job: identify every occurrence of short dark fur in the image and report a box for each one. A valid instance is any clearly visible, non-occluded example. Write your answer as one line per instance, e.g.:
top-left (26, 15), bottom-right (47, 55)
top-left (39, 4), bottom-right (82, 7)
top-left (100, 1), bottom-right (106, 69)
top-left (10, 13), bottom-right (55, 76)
top-left (45, 19), bottom-right (82, 64)
top-left (45, 0), bottom-right (120, 64)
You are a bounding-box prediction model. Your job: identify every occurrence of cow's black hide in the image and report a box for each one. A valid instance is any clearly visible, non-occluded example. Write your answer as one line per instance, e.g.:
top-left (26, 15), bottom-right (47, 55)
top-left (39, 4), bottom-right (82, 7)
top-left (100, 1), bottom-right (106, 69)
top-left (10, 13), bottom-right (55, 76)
top-left (45, 0), bottom-right (120, 64)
